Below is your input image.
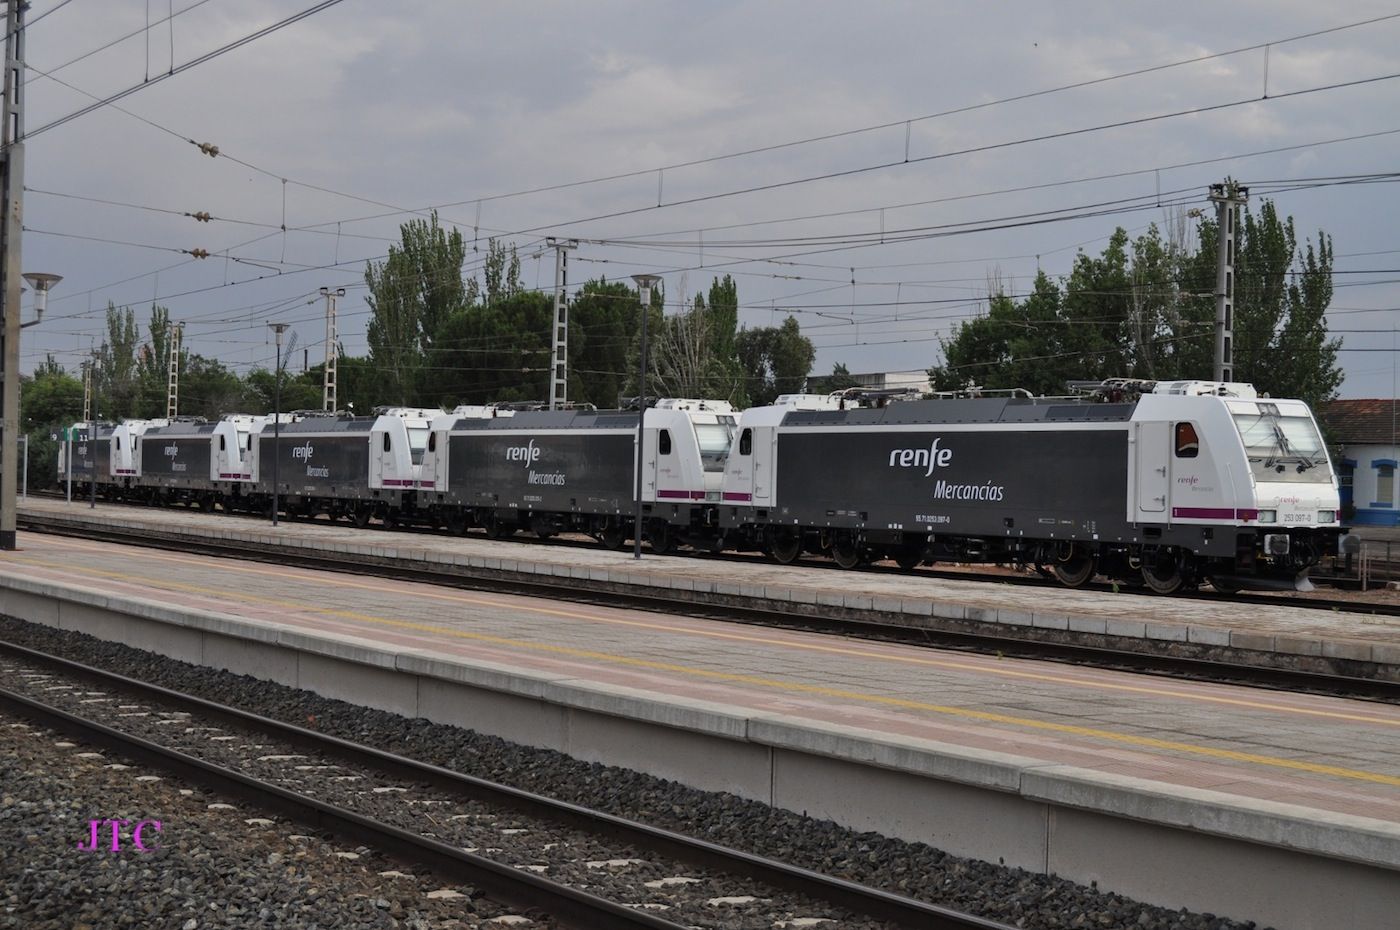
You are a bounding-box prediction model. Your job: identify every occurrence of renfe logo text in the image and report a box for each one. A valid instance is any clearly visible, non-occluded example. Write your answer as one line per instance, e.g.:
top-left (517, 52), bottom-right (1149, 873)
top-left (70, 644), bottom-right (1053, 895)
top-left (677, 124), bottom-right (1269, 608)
top-left (290, 442), bottom-right (314, 461)
top-left (505, 439), bottom-right (541, 467)
top-left (888, 438), bottom-right (953, 476)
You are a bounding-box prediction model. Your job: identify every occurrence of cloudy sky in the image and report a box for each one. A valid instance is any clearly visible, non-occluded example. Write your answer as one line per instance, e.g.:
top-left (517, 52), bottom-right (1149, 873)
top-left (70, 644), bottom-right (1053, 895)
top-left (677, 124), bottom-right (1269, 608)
top-left (15, 0), bottom-right (1400, 398)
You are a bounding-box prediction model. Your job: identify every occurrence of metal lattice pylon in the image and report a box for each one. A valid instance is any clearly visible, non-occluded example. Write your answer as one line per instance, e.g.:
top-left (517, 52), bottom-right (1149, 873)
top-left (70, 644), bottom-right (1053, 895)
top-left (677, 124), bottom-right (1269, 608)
top-left (165, 321), bottom-right (184, 418)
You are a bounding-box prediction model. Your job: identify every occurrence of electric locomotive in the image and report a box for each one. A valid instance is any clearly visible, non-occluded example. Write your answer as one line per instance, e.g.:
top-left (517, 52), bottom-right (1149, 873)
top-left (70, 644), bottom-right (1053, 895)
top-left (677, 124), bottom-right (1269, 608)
top-left (719, 380), bottom-right (1342, 592)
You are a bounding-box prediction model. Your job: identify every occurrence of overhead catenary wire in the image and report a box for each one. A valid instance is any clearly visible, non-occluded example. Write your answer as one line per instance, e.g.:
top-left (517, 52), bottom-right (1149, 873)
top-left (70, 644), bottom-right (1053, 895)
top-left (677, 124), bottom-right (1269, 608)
top-left (22, 0), bottom-right (351, 141)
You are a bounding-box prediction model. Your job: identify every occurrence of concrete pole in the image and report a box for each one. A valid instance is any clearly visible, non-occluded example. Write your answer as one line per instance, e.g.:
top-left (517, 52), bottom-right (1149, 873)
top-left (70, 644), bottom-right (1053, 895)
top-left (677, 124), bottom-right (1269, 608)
top-left (631, 274), bottom-right (660, 561)
top-left (1208, 181), bottom-right (1249, 383)
top-left (547, 238), bottom-right (577, 410)
top-left (89, 355), bottom-right (97, 510)
top-left (0, 0), bottom-right (27, 548)
top-left (320, 287), bottom-right (343, 412)
top-left (269, 322), bottom-right (288, 526)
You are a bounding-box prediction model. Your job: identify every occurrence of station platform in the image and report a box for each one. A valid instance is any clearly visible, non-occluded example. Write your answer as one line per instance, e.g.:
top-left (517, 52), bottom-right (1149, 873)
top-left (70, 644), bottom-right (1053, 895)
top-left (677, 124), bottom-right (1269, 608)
top-left (17, 498), bottom-right (1400, 683)
top-left (0, 530), bottom-right (1397, 930)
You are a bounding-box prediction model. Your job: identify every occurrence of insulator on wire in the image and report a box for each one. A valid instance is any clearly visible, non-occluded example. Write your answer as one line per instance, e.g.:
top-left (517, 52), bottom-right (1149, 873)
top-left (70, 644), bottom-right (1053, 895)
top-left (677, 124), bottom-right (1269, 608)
top-left (188, 211), bottom-right (212, 223)
top-left (194, 141), bottom-right (220, 157)
top-left (187, 248), bottom-right (210, 259)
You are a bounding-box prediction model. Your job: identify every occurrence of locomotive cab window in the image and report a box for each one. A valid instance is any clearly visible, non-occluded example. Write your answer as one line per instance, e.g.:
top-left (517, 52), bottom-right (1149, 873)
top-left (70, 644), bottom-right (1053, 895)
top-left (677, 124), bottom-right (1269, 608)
top-left (382, 432), bottom-right (391, 453)
top-left (1174, 422), bottom-right (1199, 458)
top-left (658, 429), bottom-right (672, 455)
top-left (219, 436), bottom-right (226, 451)
top-left (739, 428), bottom-right (752, 455)
top-left (427, 432), bottom-right (437, 453)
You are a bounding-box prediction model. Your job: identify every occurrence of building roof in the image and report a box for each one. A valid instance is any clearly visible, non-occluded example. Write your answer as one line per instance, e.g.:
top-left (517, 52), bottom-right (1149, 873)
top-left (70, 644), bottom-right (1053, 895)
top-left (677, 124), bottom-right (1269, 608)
top-left (1320, 399), bottom-right (1400, 444)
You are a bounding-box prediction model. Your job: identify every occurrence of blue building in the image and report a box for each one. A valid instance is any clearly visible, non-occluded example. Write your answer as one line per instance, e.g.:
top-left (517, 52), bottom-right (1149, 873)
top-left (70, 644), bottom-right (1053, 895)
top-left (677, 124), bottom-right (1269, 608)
top-left (1320, 399), bottom-right (1400, 525)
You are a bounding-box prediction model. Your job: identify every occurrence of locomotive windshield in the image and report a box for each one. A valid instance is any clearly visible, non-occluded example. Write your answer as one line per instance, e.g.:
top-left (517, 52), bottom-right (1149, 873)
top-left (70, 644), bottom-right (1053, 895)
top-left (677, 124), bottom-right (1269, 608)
top-left (1232, 409), bottom-right (1332, 484)
top-left (695, 420), bottom-right (735, 473)
top-left (408, 427), bottom-right (429, 465)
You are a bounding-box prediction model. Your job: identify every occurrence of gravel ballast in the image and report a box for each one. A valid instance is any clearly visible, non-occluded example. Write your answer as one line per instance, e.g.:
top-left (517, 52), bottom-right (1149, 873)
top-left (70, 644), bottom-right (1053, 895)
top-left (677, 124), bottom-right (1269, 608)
top-left (0, 615), bottom-right (1264, 930)
top-left (0, 712), bottom-right (511, 929)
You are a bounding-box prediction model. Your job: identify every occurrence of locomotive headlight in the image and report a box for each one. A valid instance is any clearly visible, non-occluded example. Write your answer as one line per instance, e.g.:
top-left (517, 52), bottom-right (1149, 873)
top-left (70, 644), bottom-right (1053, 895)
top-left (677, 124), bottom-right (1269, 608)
top-left (1318, 510), bottom-right (1337, 523)
top-left (1257, 510), bottom-right (1277, 524)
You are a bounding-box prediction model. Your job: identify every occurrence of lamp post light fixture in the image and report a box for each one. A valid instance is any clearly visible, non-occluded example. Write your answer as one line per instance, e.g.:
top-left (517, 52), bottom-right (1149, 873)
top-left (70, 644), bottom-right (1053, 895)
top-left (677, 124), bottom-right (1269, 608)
top-left (20, 272), bottom-right (60, 328)
top-left (268, 322), bottom-right (290, 527)
top-left (630, 273), bottom-right (661, 561)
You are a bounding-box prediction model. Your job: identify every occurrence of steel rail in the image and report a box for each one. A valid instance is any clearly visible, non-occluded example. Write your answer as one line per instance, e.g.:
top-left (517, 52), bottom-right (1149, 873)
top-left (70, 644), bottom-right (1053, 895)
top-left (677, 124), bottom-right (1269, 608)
top-left (0, 639), bottom-right (1015, 930)
top-left (19, 514), bottom-right (1400, 703)
top-left (18, 490), bottom-right (1394, 616)
top-left (0, 684), bottom-right (689, 930)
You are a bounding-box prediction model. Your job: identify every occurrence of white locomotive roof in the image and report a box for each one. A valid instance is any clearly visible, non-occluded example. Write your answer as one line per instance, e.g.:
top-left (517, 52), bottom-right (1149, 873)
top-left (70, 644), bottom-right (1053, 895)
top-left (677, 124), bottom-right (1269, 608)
top-left (772, 393), bottom-right (850, 410)
top-left (1151, 380), bottom-right (1258, 398)
top-left (653, 398), bottom-right (734, 414)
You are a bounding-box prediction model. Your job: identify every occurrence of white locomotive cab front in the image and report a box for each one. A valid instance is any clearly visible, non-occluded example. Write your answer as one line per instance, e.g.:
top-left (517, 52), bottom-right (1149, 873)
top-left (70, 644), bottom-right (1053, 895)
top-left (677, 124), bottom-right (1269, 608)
top-left (1228, 399), bottom-right (1340, 528)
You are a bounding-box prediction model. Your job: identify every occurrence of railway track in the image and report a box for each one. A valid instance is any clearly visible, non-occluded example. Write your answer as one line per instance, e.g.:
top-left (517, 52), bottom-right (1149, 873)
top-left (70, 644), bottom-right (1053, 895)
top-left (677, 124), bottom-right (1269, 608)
top-left (23, 488), bottom-right (1386, 616)
top-left (0, 637), bottom-right (1009, 930)
top-left (16, 505), bottom-right (1400, 703)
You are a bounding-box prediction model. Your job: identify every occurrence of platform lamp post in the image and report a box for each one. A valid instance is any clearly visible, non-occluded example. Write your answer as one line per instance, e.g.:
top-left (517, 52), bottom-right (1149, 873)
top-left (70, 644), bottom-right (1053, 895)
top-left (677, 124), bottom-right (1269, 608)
top-left (268, 322), bottom-right (290, 528)
top-left (630, 274), bottom-right (661, 561)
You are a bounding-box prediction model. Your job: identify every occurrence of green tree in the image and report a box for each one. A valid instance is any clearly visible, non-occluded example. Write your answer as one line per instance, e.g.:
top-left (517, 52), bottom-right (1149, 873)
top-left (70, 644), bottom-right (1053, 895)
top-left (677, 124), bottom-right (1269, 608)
top-left (95, 302), bottom-right (141, 419)
top-left (931, 271), bottom-right (1073, 395)
top-left (929, 200), bottom-right (1340, 407)
top-left (243, 368), bottom-right (324, 414)
top-left (808, 362), bottom-right (863, 395)
top-left (20, 356), bottom-right (84, 488)
top-left (424, 291), bottom-right (553, 406)
top-left (736, 316), bottom-right (815, 405)
top-left (568, 278), bottom-right (639, 408)
top-left (365, 210), bottom-right (468, 404)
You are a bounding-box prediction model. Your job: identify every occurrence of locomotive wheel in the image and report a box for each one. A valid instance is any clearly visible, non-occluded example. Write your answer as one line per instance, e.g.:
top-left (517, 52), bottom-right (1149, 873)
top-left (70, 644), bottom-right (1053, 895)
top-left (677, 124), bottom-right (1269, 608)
top-left (485, 516), bottom-right (515, 539)
top-left (199, 495), bottom-right (215, 513)
top-left (598, 521), bottom-right (627, 550)
top-left (444, 511), bottom-right (468, 536)
top-left (1210, 575), bottom-right (1243, 594)
top-left (766, 528), bottom-right (802, 565)
top-left (1141, 550), bottom-right (1185, 594)
top-left (352, 506), bottom-right (372, 528)
top-left (831, 533), bottom-right (864, 570)
top-left (893, 545), bottom-right (923, 571)
top-left (381, 509), bottom-right (398, 530)
top-left (1051, 548), bottom-right (1095, 588)
top-left (647, 519), bottom-right (675, 554)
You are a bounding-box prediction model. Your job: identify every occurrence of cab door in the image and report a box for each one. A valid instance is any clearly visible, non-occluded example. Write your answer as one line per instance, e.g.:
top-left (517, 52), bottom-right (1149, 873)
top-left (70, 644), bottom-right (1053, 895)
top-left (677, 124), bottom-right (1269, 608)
top-left (751, 426), bottom-right (776, 506)
top-left (1135, 421), bottom-right (1170, 516)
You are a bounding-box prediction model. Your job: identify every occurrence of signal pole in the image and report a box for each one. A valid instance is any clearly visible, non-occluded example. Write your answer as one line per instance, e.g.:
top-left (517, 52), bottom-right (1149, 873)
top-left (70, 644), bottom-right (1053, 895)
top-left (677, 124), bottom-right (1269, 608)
top-left (1208, 181), bottom-right (1249, 383)
top-left (319, 286), bottom-right (343, 411)
top-left (268, 322), bottom-right (289, 527)
top-left (0, 0), bottom-right (27, 548)
top-left (546, 238), bottom-right (577, 410)
top-left (87, 352), bottom-right (98, 510)
top-left (165, 321), bottom-right (184, 418)
top-left (631, 274), bottom-right (660, 561)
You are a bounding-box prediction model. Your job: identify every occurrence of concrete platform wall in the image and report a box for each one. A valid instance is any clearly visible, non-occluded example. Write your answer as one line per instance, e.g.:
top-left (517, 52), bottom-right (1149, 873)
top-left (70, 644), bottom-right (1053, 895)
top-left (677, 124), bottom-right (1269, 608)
top-left (3, 578), bottom-right (1398, 930)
